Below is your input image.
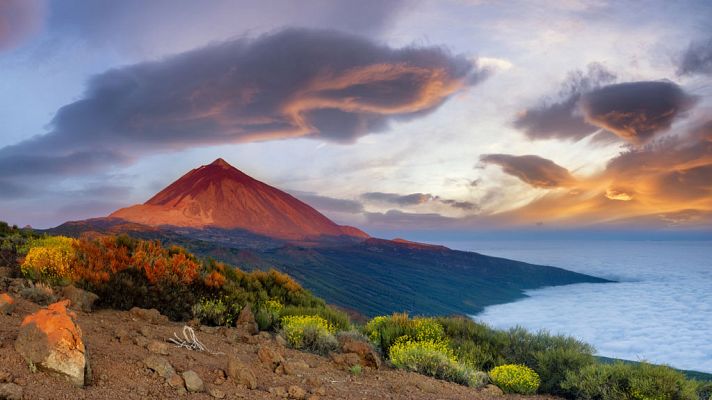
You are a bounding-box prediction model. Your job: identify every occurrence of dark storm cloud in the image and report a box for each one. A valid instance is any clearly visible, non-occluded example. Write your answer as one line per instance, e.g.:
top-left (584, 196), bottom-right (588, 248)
top-left (0, 0), bottom-right (44, 51)
top-left (289, 191), bottom-right (364, 214)
top-left (514, 63), bottom-right (616, 141)
top-left (362, 192), bottom-right (477, 210)
top-left (480, 154), bottom-right (576, 188)
top-left (678, 37), bottom-right (712, 76)
top-left (0, 28), bottom-right (484, 182)
top-left (580, 81), bottom-right (696, 144)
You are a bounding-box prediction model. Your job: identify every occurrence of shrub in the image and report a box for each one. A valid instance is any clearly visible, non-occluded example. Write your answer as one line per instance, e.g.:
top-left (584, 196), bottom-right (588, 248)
top-left (489, 364), bottom-right (540, 395)
top-left (534, 346), bottom-right (595, 395)
top-left (20, 236), bottom-right (77, 284)
top-left (192, 297), bottom-right (240, 326)
top-left (20, 282), bottom-right (58, 305)
top-left (280, 305), bottom-right (351, 332)
top-left (561, 362), bottom-right (700, 400)
top-left (349, 364), bottom-right (363, 376)
top-left (389, 337), bottom-right (478, 386)
top-left (363, 314), bottom-right (445, 356)
top-left (281, 315), bottom-right (337, 354)
top-left (697, 381), bottom-right (712, 400)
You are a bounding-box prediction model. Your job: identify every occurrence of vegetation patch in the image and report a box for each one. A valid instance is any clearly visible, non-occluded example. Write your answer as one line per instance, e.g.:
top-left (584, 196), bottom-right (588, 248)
top-left (489, 364), bottom-right (540, 394)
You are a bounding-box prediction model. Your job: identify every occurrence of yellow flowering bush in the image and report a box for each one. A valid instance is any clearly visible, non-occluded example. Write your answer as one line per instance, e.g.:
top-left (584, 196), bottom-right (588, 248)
top-left (21, 236), bottom-right (77, 283)
top-left (389, 337), bottom-right (483, 386)
top-left (412, 317), bottom-right (446, 342)
top-left (281, 315), bottom-right (336, 349)
top-left (489, 364), bottom-right (540, 394)
top-left (363, 314), bottom-right (446, 355)
top-left (265, 299), bottom-right (283, 314)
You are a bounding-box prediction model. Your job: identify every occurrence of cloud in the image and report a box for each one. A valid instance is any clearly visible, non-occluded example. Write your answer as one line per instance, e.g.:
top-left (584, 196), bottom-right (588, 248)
top-left (678, 36), bottom-right (712, 76)
top-left (289, 191), bottom-right (364, 214)
top-left (362, 191), bottom-right (478, 210)
top-left (580, 81), bottom-right (696, 144)
top-left (0, 28), bottom-right (485, 180)
top-left (48, 0), bottom-right (406, 55)
top-left (364, 209), bottom-right (459, 229)
top-left (487, 119), bottom-right (712, 228)
top-left (0, 0), bottom-right (45, 51)
top-left (480, 154), bottom-right (577, 188)
top-left (513, 63), bottom-right (616, 141)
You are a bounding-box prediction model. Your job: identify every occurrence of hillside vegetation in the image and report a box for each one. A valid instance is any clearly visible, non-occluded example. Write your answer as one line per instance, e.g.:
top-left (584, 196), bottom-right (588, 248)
top-left (2, 222), bottom-right (710, 399)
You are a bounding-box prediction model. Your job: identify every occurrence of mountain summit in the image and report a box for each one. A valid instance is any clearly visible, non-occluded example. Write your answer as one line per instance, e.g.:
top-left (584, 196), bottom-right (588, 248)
top-left (110, 158), bottom-right (368, 240)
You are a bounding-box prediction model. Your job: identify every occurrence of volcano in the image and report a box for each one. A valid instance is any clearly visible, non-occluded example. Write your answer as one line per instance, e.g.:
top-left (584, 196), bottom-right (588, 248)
top-left (109, 158), bottom-right (368, 240)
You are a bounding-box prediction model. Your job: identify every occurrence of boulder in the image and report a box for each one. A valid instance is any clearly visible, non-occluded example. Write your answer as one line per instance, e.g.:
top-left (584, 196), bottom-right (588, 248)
top-left (61, 285), bottom-right (99, 312)
top-left (14, 300), bottom-right (90, 387)
top-left (288, 385), bottom-right (307, 400)
top-left (227, 355), bottom-right (257, 389)
top-left (0, 293), bottom-right (15, 315)
top-left (0, 383), bottom-right (23, 400)
top-left (257, 345), bottom-right (284, 368)
top-left (235, 304), bottom-right (258, 336)
top-left (182, 370), bottom-right (204, 393)
top-left (329, 352), bottom-right (361, 368)
top-left (130, 307), bottom-right (168, 324)
top-left (338, 335), bottom-right (381, 369)
top-left (144, 355), bottom-right (175, 379)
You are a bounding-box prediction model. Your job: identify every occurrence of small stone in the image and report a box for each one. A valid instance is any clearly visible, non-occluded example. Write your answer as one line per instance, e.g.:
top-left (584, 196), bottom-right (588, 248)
top-left (61, 285), bottom-right (98, 312)
top-left (167, 373), bottom-right (185, 389)
top-left (329, 352), bottom-right (361, 368)
top-left (257, 345), bottom-right (284, 368)
top-left (227, 356), bottom-right (257, 389)
top-left (281, 360), bottom-right (309, 376)
top-left (147, 340), bottom-right (170, 355)
top-left (288, 385), bottom-right (307, 400)
top-left (268, 386), bottom-right (288, 398)
top-left (209, 387), bottom-right (226, 399)
top-left (275, 334), bottom-right (288, 348)
top-left (0, 371), bottom-right (10, 383)
top-left (0, 293), bottom-right (15, 315)
top-left (0, 383), bottom-right (23, 400)
top-left (144, 356), bottom-right (175, 378)
top-left (481, 384), bottom-right (505, 396)
top-left (133, 336), bottom-right (149, 348)
top-left (235, 304), bottom-right (258, 335)
top-left (182, 370), bottom-right (204, 393)
top-left (130, 307), bottom-right (168, 324)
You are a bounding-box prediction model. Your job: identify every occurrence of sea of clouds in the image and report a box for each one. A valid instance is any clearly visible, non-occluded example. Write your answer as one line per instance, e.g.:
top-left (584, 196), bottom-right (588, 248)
top-left (447, 239), bottom-right (712, 373)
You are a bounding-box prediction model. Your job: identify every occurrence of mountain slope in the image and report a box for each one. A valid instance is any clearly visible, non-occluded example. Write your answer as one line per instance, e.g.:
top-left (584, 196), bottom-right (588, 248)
top-left (110, 158), bottom-right (368, 240)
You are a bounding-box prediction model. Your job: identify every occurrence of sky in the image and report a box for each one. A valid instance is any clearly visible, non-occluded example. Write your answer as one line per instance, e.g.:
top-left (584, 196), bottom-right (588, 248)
top-left (1, 0), bottom-right (711, 238)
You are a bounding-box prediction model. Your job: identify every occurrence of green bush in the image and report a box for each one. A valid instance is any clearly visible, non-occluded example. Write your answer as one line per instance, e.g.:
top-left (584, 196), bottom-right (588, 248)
top-left (364, 314), bottom-right (446, 356)
top-left (697, 381), bottom-right (712, 400)
top-left (561, 362), bottom-right (699, 400)
top-left (192, 297), bottom-right (241, 326)
top-left (489, 364), bottom-right (540, 394)
top-left (281, 315), bottom-right (337, 354)
top-left (534, 346), bottom-right (595, 395)
top-left (389, 337), bottom-right (482, 387)
top-left (280, 305), bottom-right (351, 332)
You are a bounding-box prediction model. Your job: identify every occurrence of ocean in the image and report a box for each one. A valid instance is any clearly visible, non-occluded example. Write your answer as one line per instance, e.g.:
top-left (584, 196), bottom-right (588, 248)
top-left (441, 240), bottom-right (712, 373)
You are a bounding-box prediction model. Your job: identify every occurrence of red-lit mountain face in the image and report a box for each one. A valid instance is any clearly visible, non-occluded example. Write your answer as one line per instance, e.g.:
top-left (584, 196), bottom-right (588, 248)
top-left (110, 159), bottom-right (369, 240)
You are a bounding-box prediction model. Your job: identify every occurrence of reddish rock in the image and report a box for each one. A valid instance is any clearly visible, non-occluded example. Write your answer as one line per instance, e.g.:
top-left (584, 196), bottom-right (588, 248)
top-left (329, 352), bottom-right (361, 368)
top-left (338, 335), bottom-right (382, 369)
top-left (129, 307), bottom-right (168, 324)
top-left (14, 300), bottom-right (90, 387)
top-left (257, 345), bottom-right (284, 368)
top-left (0, 293), bottom-right (15, 315)
top-left (227, 355), bottom-right (257, 389)
top-left (61, 285), bottom-right (99, 312)
top-left (235, 304), bottom-right (258, 336)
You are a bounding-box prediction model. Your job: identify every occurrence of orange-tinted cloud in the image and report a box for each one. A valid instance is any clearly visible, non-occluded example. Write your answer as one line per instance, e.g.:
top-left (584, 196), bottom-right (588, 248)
top-left (480, 154), bottom-right (577, 188)
top-left (486, 120), bottom-right (712, 229)
top-left (0, 28), bottom-right (486, 183)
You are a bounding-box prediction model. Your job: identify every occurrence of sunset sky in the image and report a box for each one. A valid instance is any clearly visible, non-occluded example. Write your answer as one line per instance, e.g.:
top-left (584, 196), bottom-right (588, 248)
top-left (1, 0), bottom-right (711, 238)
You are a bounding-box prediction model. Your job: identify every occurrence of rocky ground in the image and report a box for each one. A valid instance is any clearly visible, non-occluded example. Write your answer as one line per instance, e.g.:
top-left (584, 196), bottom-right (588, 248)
top-left (0, 287), bottom-right (559, 400)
